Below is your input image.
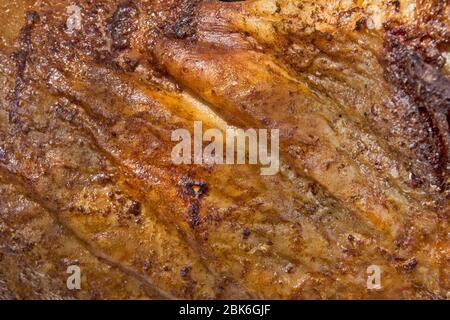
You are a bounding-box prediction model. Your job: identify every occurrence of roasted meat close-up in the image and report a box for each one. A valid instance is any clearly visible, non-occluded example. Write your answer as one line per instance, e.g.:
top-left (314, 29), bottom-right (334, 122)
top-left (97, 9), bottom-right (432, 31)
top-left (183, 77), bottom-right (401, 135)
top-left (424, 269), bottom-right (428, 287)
top-left (0, 0), bottom-right (449, 300)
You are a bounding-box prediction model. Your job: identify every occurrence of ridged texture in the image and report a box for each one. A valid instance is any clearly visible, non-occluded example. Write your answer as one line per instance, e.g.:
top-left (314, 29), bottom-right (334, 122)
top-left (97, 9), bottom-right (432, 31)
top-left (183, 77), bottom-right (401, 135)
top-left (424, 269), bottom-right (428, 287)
top-left (0, 0), bottom-right (448, 299)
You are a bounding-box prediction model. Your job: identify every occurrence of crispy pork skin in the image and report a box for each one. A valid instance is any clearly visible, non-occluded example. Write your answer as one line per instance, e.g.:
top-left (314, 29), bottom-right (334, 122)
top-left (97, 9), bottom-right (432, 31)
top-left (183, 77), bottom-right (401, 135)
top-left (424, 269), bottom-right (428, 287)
top-left (0, 0), bottom-right (448, 299)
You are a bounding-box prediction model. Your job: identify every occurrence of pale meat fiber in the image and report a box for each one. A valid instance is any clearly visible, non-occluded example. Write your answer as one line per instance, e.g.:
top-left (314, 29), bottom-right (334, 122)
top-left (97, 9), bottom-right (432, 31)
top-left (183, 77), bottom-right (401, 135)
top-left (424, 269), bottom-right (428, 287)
top-left (0, 0), bottom-right (448, 299)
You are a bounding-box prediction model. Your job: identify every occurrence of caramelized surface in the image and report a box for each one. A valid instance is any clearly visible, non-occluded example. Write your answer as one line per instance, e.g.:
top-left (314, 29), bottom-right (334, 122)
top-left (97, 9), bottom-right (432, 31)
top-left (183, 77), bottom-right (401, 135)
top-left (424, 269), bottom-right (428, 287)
top-left (0, 0), bottom-right (448, 299)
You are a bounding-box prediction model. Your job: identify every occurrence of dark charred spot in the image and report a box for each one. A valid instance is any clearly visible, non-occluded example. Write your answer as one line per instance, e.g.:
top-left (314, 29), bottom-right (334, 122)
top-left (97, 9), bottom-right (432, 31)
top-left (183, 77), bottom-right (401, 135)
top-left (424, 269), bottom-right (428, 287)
top-left (127, 200), bottom-right (142, 216)
top-left (242, 228), bottom-right (251, 240)
top-left (390, 0), bottom-right (400, 12)
top-left (179, 176), bottom-right (208, 199)
top-left (173, 16), bottom-right (193, 39)
top-left (106, 1), bottom-right (139, 51)
top-left (309, 182), bottom-right (320, 196)
top-left (170, 0), bottom-right (201, 39)
top-left (180, 266), bottom-right (191, 279)
top-left (275, 3), bottom-right (281, 14)
top-left (396, 258), bottom-right (418, 273)
top-left (179, 177), bottom-right (206, 229)
top-left (93, 50), bottom-right (139, 73)
top-left (52, 100), bottom-right (78, 122)
top-left (355, 17), bottom-right (367, 31)
top-left (93, 50), bottom-right (120, 70)
top-left (186, 202), bottom-right (200, 229)
top-left (122, 57), bottom-right (139, 72)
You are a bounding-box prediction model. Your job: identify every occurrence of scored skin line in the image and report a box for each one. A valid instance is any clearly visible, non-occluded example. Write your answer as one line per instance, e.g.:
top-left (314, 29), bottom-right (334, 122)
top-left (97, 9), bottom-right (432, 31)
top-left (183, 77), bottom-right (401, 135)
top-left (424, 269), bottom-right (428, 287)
top-left (162, 23), bottom-right (441, 226)
top-left (180, 88), bottom-right (310, 194)
top-left (175, 74), bottom-right (358, 212)
top-left (176, 80), bottom-right (373, 216)
top-left (181, 91), bottom-right (231, 130)
top-left (47, 88), bottom-right (254, 299)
